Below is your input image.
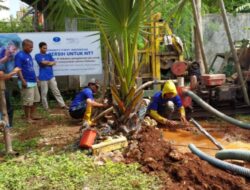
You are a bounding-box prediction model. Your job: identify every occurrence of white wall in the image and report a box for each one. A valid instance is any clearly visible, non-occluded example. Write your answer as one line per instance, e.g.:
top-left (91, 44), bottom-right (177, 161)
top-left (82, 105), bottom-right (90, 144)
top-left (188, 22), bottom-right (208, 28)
top-left (0, 0), bottom-right (10, 20)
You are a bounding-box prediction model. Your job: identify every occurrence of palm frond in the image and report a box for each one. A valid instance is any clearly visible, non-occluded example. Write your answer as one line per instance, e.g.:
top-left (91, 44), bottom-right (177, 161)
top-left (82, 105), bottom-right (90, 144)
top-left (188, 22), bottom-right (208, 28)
top-left (236, 3), bottom-right (250, 13)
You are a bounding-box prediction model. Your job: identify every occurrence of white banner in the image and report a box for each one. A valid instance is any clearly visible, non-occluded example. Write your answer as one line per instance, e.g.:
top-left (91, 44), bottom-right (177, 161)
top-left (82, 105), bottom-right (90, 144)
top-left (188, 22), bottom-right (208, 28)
top-left (0, 32), bottom-right (102, 76)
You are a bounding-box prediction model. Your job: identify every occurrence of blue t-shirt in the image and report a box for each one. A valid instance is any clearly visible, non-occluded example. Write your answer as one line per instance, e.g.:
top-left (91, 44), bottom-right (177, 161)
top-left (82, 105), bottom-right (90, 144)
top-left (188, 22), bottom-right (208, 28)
top-left (70, 87), bottom-right (94, 110)
top-left (147, 91), bottom-right (182, 113)
top-left (35, 53), bottom-right (54, 81)
top-left (15, 51), bottom-right (36, 82)
top-left (0, 47), bottom-right (5, 71)
top-left (0, 48), bottom-right (16, 74)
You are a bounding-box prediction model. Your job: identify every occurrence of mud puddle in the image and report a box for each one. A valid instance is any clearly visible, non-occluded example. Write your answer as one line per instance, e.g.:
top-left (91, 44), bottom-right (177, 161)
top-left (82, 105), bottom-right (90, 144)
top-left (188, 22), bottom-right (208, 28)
top-left (163, 128), bottom-right (250, 156)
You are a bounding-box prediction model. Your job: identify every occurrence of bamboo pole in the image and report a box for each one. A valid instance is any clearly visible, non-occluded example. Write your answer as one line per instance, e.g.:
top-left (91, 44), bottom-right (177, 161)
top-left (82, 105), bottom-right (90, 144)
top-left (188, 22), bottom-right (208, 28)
top-left (218, 0), bottom-right (250, 105)
top-left (191, 0), bottom-right (208, 73)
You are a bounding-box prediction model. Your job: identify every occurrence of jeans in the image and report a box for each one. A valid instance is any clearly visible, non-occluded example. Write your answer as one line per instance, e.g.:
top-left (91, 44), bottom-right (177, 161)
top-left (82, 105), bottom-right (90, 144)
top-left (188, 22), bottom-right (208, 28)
top-left (5, 90), bottom-right (13, 127)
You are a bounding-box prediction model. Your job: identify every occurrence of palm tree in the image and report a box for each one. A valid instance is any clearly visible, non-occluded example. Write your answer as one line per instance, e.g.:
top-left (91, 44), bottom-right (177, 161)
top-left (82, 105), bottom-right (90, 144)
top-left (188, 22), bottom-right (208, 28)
top-left (38, 0), bottom-right (155, 134)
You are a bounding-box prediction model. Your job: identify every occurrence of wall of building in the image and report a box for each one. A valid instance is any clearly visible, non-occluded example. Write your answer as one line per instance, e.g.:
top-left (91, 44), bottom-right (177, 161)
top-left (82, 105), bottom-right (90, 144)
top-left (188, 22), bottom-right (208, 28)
top-left (202, 13), bottom-right (250, 72)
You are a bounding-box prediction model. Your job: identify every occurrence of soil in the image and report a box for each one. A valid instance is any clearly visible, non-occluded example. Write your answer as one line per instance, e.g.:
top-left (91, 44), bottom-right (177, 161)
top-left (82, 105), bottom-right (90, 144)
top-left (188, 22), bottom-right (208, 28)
top-left (1, 108), bottom-right (250, 189)
top-left (124, 126), bottom-right (250, 190)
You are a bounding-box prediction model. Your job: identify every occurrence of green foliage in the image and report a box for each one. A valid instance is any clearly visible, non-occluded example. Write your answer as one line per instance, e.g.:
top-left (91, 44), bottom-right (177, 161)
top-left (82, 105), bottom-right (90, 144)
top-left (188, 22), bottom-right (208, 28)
top-left (202, 0), bottom-right (250, 13)
top-left (0, 16), bottom-right (33, 33)
top-left (236, 3), bottom-right (250, 13)
top-left (0, 139), bottom-right (38, 154)
top-left (0, 152), bottom-right (161, 190)
top-left (154, 0), bottom-right (194, 59)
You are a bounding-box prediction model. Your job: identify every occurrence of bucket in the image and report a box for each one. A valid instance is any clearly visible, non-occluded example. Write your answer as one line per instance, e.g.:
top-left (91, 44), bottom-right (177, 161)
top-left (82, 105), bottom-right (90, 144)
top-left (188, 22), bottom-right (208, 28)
top-left (79, 129), bottom-right (97, 148)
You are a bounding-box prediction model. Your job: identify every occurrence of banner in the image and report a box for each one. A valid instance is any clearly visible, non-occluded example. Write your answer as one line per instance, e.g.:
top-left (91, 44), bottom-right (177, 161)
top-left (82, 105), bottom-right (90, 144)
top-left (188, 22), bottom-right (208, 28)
top-left (0, 32), bottom-right (102, 76)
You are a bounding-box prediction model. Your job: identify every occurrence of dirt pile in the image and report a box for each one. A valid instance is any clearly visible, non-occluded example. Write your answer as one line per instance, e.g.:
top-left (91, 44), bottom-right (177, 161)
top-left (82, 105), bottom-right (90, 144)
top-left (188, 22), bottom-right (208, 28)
top-left (124, 126), bottom-right (250, 190)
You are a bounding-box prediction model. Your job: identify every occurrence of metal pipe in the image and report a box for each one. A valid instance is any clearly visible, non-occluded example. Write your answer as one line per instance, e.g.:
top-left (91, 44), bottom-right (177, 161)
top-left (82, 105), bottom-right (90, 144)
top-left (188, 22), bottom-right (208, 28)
top-left (135, 79), bottom-right (177, 94)
top-left (190, 118), bottom-right (224, 150)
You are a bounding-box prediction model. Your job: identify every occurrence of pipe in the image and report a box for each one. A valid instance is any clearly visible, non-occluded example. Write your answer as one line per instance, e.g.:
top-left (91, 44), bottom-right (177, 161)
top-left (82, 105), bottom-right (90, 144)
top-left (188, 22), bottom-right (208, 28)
top-left (216, 150), bottom-right (250, 162)
top-left (190, 118), bottom-right (224, 150)
top-left (135, 79), bottom-right (177, 94)
top-left (188, 144), bottom-right (250, 178)
top-left (184, 90), bottom-right (250, 129)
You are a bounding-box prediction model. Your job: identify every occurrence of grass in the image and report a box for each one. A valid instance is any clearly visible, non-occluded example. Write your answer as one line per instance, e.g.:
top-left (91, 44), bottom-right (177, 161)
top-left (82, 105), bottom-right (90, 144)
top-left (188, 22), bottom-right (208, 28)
top-left (0, 102), bottom-right (162, 190)
top-left (0, 152), bottom-right (161, 190)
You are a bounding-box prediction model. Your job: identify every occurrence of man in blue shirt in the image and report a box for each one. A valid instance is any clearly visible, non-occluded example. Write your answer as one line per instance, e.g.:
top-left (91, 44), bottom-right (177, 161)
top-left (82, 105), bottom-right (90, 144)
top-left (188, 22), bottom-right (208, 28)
top-left (35, 42), bottom-right (67, 110)
top-left (15, 39), bottom-right (41, 123)
top-left (69, 78), bottom-right (107, 126)
top-left (0, 43), bottom-right (18, 128)
top-left (147, 80), bottom-right (189, 127)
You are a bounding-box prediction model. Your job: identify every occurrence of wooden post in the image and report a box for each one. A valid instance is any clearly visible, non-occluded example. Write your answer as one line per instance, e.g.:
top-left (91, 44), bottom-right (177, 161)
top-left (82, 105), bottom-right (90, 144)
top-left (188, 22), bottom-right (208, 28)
top-left (0, 87), bottom-right (13, 153)
top-left (191, 0), bottom-right (208, 73)
top-left (218, 0), bottom-right (250, 105)
top-left (193, 0), bottom-right (204, 74)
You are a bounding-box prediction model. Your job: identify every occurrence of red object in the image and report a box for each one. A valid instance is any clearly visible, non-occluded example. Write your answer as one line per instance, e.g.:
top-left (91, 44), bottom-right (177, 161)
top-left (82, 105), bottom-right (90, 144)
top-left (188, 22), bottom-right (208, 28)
top-left (171, 61), bottom-right (188, 76)
top-left (177, 86), bottom-right (192, 108)
top-left (79, 129), bottom-right (97, 148)
top-left (201, 74), bottom-right (226, 86)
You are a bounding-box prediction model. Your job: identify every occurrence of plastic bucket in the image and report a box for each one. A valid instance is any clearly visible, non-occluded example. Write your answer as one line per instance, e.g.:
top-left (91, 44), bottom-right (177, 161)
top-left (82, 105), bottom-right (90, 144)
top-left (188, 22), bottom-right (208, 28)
top-left (79, 129), bottom-right (97, 148)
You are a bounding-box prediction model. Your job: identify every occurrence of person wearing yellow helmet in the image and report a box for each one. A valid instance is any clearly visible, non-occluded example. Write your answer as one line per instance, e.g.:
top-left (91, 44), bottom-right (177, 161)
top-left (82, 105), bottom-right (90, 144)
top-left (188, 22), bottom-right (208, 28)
top-left (147, 80), bottom-right (189, 127)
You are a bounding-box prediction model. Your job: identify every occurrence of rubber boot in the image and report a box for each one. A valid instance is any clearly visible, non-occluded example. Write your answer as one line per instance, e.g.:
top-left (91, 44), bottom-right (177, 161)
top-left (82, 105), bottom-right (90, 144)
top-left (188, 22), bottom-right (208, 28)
top-left (83, 103), bottom-right (92, 126)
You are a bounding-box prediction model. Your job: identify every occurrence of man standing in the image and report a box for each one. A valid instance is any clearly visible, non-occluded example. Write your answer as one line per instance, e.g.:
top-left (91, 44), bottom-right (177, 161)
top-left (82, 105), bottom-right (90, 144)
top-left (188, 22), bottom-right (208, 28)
top-left (0, 68), bottom-right (20, 154)
top-left (35, 42), bottom-right (67, 110)
top-left (0, 42), bottom-right (19, 128)
top-left (15, 39), bottom-right (41, 123)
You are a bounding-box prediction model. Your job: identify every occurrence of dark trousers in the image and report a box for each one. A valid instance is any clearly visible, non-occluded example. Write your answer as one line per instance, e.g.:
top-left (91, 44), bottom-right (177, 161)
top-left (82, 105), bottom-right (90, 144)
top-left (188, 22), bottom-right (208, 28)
top-left (5, 90), bottom-right (13, 127)
top-left (69, 108), bottom-right (85, 119)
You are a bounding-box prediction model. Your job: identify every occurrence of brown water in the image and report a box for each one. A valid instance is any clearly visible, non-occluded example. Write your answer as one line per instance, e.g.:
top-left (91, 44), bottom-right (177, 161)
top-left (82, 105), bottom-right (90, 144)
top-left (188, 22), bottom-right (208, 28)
top-left (163, 129), bottom-right (250, 156)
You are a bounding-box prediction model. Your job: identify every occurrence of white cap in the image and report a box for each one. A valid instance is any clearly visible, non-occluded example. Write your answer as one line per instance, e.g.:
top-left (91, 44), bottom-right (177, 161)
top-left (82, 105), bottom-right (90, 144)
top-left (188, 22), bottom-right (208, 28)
top-left (88, 78), bottom-right (100, 87)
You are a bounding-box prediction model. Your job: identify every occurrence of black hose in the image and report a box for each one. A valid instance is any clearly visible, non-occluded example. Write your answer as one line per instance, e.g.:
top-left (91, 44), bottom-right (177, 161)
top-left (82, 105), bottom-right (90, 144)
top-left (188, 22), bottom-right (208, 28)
top-left (184, 90), bottom-right (250, 129)
top-left (188, 144), bottom-right (250, 178)
top-left (216, 149), bottom-right (250, 162)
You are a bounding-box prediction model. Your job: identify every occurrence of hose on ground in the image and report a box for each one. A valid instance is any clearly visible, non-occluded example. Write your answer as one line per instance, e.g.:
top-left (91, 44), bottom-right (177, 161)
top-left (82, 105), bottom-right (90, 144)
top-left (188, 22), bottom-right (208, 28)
top-left (184, 90), bottom-right (250, 129)
top-left (188, 144), bottom-right (250, 178)
top-left (215, 149), bottom-right (250, 162)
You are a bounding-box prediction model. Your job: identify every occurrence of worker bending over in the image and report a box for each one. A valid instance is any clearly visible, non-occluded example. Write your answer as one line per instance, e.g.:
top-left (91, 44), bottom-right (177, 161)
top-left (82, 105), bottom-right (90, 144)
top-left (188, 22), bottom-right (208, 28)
top-left (147, 80), bottom-right (189, 127)
top-left (69, 78), bottom-right (107, 126)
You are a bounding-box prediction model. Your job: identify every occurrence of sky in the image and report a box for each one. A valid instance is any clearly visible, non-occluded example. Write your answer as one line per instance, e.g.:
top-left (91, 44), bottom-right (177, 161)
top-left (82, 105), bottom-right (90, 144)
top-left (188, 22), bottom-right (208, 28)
top-left (9, 0), bottom-right (29, 17)
top-left (0, 0), bottom-right (28, 20)
top-left (9, 0), bottom-right (20, 16)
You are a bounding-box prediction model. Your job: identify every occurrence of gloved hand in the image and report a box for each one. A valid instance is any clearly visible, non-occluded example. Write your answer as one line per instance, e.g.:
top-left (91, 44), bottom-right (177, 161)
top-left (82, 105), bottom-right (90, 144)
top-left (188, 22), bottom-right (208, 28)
top-left (163, 119), bottom-right (178, 127)
top-left (180, 115), bottom-right (189, 126)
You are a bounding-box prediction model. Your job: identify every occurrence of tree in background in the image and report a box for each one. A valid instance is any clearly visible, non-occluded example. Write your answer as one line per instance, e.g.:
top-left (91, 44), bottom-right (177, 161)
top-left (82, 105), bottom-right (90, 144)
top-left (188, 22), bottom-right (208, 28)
top-left (39, 0), bottom-right (154, 133)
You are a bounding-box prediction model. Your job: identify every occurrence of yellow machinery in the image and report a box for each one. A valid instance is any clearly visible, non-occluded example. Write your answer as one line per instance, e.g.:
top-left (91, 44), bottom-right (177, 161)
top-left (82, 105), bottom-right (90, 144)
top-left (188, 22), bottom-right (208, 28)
top-left (136, 13), bottom-right (184, 96)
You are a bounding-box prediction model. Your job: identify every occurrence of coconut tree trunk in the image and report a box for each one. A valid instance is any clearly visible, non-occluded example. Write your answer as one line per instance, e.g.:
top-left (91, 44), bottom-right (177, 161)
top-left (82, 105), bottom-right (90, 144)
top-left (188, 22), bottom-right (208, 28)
top-left (218, 0), bottom-right (250, 105)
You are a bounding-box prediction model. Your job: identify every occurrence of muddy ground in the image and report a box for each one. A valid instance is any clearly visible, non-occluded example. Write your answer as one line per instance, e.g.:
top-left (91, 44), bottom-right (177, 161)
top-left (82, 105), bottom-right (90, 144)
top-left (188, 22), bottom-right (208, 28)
top-left (1, 108), bottom-right (250, 189)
